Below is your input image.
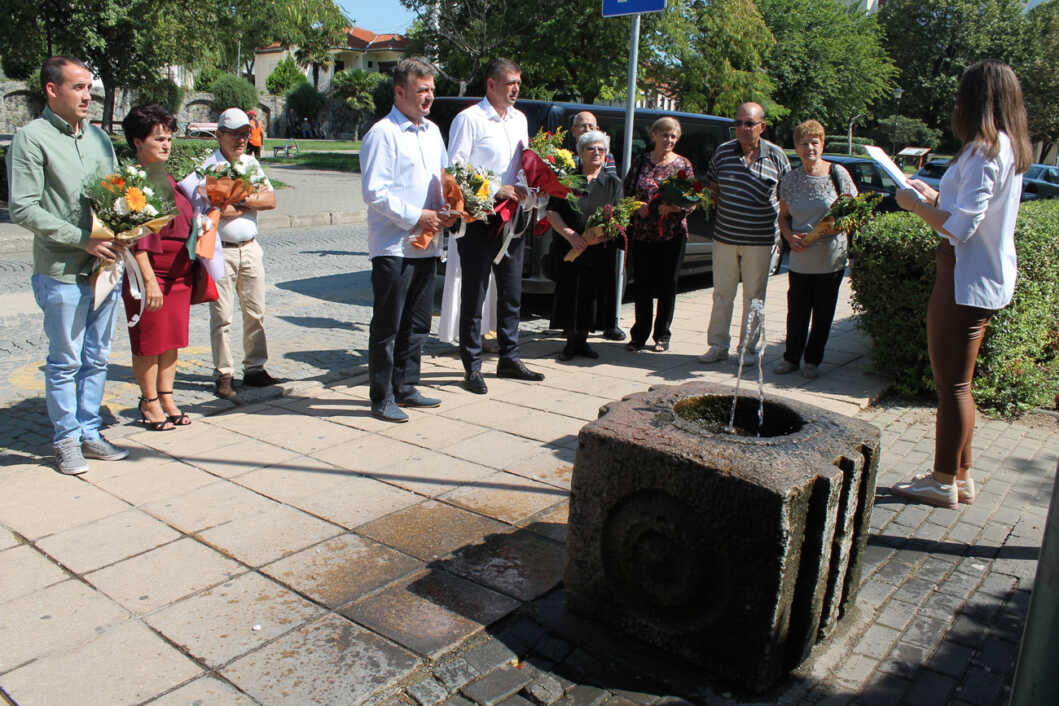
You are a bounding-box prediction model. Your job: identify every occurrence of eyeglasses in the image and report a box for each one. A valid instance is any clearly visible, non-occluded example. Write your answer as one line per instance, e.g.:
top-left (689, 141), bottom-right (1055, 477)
top-left (220, 130), bottom-right (251, 141)
top-left (584, 146), bottom-right (607, 153)
top-left (733, 120), bottom-right (762, 128)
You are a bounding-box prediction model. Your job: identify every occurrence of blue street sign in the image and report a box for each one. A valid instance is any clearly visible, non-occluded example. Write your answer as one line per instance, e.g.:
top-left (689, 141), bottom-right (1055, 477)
top-left (602, 0), bottom-right (667, 18)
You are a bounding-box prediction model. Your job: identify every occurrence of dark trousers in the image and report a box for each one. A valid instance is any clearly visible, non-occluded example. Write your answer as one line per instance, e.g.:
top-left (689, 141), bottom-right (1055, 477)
top-left (457, 220), bottom-right (524, 373)
top-left (783, 269), bottom-right (845, 366)
top-left (928, 242), bottom-right (993, 478)
top-left (629, 234), bottom-right (686, 345)
top-left (368, 256), bottom-right (436, 404)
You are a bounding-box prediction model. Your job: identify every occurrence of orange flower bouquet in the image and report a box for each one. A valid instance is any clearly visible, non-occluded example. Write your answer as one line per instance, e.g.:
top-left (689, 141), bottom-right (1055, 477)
top-left (84, 162), bottom-right (176, 241)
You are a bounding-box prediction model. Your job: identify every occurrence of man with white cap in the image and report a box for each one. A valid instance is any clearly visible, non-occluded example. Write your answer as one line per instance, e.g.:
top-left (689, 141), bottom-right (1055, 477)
top-left (199, 107), bottom-right (278, 400)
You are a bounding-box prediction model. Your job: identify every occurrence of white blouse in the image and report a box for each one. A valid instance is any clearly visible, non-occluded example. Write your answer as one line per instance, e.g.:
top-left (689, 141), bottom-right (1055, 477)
top-left (937, 132), bottom-right (1022, 310)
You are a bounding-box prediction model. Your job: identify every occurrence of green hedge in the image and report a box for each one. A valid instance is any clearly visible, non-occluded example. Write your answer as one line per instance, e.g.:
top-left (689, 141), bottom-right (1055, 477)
top-left (849, 201), bottom-right (1059, 416)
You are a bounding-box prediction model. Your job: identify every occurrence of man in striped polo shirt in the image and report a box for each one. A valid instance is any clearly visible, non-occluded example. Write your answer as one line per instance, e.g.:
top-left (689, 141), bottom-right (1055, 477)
top-left (700, 102), bottom-right (790, 364)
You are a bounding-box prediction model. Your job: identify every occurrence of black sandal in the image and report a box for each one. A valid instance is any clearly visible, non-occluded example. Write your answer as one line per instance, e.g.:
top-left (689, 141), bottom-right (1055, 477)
top-left (652, 340), bottom-right (670, 352)
top-left (139, 396), bottom-right (175, 431)
top-left (626, 340), bottom-right (646, 352)
top-left (158, 391), bottom-right (191, 426)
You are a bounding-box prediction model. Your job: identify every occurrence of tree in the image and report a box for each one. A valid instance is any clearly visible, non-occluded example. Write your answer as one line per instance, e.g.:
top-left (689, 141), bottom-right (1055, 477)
top-left (878, 0), bottom-right (1028, 133)
top-left (329, 69), bottom-right (383, 139)
top-left (137, 78), bottom-right (185, 113)
top-left (278, 0), bottom-right (349, 88)
top-left (267, 56), bottom-right (308, 96)
top-left (641, 0), bottom-right (779, 117)
top-left (286, 82), bottom-right (327, 121)
top-left (1020, 1), bottom-right (1059, 159)
top-left (871, 115), bottom-right (942, 151)
top-left (756, 0), bottom-right (896, 136)
top-left (210, 74), bottom-right (258, 112)
top-left (0, 0), bottom-right (216, 131)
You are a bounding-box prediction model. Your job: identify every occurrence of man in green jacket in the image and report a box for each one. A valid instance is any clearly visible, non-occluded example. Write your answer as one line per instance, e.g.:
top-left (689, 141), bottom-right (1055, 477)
top-left (6, 56), bottom-right (129, 474)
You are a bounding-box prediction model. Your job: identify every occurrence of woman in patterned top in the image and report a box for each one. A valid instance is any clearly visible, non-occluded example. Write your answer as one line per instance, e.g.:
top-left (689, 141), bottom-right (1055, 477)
top-left (774, 120), bottom-right (857, 380)
top-left (622, 117), bottom-right (695, 352)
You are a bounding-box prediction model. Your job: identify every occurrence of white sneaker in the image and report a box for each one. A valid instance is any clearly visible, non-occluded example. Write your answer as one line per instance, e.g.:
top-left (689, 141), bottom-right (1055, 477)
top-left (698, 347), bottom-right (728, 363)
top-left (801, 363), bottom-right (819, 379)
top-left (773, 359), bottom-right (799, 374)
top-left (892, 473), bottom-right (958, 509)
top-left (956, 478), bottom-right (976, 505)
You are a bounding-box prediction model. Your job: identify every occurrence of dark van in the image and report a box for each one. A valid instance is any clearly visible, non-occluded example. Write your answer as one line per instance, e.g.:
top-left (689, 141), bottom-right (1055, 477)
top-left (428, 98), bottom-right (733, 293)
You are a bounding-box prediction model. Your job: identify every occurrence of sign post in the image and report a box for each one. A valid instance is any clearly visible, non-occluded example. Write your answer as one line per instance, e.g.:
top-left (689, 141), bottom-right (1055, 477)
top-left (602, 0), bottom-right (667, 177)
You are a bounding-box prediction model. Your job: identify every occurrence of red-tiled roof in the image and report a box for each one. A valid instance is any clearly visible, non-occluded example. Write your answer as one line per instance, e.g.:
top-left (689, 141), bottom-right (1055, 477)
top-left (345, 25), bottom-right (408, 51)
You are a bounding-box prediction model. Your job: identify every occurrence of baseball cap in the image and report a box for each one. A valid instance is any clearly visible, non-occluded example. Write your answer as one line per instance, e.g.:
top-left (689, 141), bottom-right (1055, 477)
top-left (246, 109), bottom-right (256, 116)
top-left (217, 108), bottom-right (250, 130)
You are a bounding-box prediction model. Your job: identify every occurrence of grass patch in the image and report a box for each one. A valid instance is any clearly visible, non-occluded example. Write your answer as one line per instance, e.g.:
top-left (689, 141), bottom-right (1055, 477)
top-left (263, 138), bottom-right (361, 151)
top-left (262, 152), bottom-right (360, 173)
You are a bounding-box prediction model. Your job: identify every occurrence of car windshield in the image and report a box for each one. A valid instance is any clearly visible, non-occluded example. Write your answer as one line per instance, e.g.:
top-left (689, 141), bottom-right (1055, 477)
top-left (918, 163), bottom-right (947, 178)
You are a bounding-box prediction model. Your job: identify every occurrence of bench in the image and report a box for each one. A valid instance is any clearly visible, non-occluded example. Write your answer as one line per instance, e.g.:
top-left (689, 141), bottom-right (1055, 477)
top-left (272, 142), bottom-right (299, 158)
top-left (186, 122), bottom-right (217, 138)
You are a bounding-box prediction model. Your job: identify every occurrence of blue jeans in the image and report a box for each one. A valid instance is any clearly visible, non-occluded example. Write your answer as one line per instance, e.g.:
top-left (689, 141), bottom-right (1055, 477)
top-left (31, 275), bottom-right (120, 443)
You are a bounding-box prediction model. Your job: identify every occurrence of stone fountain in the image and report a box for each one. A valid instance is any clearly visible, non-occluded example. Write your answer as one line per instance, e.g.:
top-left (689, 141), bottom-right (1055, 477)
top-left (564, 381), bottom-right (880, 692)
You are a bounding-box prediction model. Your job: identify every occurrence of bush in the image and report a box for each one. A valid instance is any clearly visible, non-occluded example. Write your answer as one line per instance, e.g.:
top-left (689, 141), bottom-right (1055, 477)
top-left (826, 134), bottom-right (871, 155)
top-left (266, 57), bottom-right (306, 96)
top-left (210, 74), bottom-right (258, 112)
top-left (285, 82), bottom-right (327, 120)
top-left (849, 202), bottom-right (1059, 417)
top-left (136, 78), bottom-right (185, 114)
top-left (195, 66), bottom-right (223, 92)
top-left (870, 115), bottom-right (942, 151)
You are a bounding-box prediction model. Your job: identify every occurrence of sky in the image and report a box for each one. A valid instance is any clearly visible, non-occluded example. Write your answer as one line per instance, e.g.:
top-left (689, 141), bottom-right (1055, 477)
top-left (340, 0), bottom-right (416, 35)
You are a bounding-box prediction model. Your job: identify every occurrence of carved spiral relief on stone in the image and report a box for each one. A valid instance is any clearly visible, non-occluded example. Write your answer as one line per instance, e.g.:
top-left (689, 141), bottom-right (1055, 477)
top-left (602, 489), bottom-right (730, 632)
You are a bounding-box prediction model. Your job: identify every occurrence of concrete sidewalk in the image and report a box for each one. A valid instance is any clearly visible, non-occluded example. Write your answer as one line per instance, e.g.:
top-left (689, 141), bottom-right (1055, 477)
top-left (1, 278), bottom-right (1056, 705)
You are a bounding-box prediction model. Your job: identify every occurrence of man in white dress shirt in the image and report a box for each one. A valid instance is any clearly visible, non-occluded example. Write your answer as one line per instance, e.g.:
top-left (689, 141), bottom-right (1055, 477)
top-left (447, 57), bottom-right (545, 395)
top-left (361, 58), bottom-right (455, 422)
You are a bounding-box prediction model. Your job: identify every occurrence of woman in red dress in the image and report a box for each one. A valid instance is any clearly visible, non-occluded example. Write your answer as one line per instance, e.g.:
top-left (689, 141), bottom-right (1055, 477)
top-left (121, 104), bottom-right (195, 431)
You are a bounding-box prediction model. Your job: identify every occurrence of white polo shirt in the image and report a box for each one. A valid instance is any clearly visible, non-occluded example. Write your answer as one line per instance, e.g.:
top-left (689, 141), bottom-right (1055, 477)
top-left (361, 106), bottom-right (448, 259)
top-left (447, 98), bottom-right (528, 197)
top-left (937, 132), bottom-right (1022, 310)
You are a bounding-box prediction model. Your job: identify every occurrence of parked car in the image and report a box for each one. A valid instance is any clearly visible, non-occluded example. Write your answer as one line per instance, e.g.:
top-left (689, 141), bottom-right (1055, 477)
top-left (913, 158), bottom-right (949, 190)
top-left (788, 154), bottom-right (901, 212)
top-left (1022, 163), bottom-right (1059, 202)
top-left (428, 98), bottom-right (733, 293)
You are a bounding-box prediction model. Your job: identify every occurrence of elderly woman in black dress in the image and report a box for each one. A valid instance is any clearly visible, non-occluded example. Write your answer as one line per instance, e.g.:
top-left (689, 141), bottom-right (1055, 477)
top-left (545, 130), bottom-right (624, 360)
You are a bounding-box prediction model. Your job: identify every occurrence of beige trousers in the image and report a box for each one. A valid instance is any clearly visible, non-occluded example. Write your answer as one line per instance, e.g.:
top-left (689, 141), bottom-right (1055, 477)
top-left (706, 240), bottom-right (775, 352)
top-left (210, 239), bottom-right (268, 377)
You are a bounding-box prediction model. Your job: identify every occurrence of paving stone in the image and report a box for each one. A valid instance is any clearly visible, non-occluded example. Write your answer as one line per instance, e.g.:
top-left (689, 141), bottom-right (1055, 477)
top-left (356, 500), bottom-right (509, 561)
top-left (854, 671), bottom-right (910, 706)
top-left (0, 543), bottom-right (68, 603)
top-left (407, 677), bottom-right (451, 706)
top-left (461, 665), bottom-right (533, 706)
top-left (854, 624), bottom-right (900, 660)
top-left (36, 508), bottom-right (181, 574)
top-left (925, 640), bottom-right (974, 678)
top-left (463, 637), bottom-right (519, 675)
top-left (522, 674), bottom-right (565, 705)
top-left (836, 654), bottom-right (879, 687)
top-left (876, 640), bottom-right (928, 680)
top-left (441, 697), bottom-right (476, 706)
top-left (532, 635), bottom-right (573, 664)
top-left (197, 502), bottom-right (343, 567)
top-left (495, 618), bottom-right (547, 656)
top-left (0, 620), bottom-right (201, 705)
top-left (261, 532), bottom-right (422, 608)
top-left (445, 528), bottom-right (566, 602)
top-left (222, 613), bottom-right (419, 704)
top-left (901, 613), bottom-right (952, 650)
top-left (499, 696), bottom-right (536, 706)
top-left (555, 685), bottom-right (607, 706)
top-left (436, 657), bottom-right (481, 690)
top-left (340, 570), bottom-right (519, 657)
top-left (149, 676), bottom-right (258, 705)
top-left (903, 669), bottom-right (957, 705)
top-left (947, 614), bottom-right (988, 647)
top-left (874, 598), bottom-right (917, 632)
top-left (144, 572), bottom-right (325, 668)
top-left (974, 638), bottom-right (1019, 674)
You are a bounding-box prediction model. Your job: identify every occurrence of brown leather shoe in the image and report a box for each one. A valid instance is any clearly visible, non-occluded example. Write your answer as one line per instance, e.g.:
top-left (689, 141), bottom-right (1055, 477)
top-left (215, 374), bottom-right (237, 400)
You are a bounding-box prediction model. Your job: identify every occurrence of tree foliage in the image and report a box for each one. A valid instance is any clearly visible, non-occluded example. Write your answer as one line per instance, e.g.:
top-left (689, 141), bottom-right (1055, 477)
top-left (871, 115), bottom-right (942, 151)
top-left (877, 0), bottom-right (1028, 133)
top-left (266, 56), bottom-right (308, 96)
top-left (1020, 1), bottom-right (1059, 156)
top-left (285, 82), bottom-right (327, 121)
top-left (329, 69), bottom-right (384, 139)
top-left (137, 78), bottom-right (185, 114)
top-left (641, 0), bottom-right (778, 117)
top-left (756, 0), bottom-right (895, 135)
top-left (210, 74), bottom-right (258, 112)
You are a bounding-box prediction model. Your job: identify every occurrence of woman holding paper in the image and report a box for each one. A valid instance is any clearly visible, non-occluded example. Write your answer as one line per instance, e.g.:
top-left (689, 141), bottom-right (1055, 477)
top-left (120, 104), bottom-right (195, 431)
top-left (545, 130), bottom-right (623, 361)
top-left (774, 120), bottom-right (858, 379)
top-left (892, 60), bottom-right (1031, 508)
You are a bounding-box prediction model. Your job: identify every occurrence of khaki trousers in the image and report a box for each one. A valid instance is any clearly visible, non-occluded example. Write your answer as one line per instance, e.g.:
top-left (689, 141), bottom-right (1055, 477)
top-left (210, 239), bottom-right (268, 378)
top-left (707, 240), bottom-right (775, 352)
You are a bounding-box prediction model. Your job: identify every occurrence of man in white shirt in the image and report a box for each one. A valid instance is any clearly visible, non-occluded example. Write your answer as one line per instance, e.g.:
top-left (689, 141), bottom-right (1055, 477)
top-left (447, 57), bottom-right (544, 395)
top-left (201, 108), bottom-right (277, 400)
top-left (361, 58), bottom-right (454, 422)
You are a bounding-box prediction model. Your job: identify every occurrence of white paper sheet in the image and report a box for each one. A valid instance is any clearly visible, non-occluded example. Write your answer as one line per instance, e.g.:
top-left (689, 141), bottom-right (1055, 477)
top-left (862, 145), bottom-right (924, 201)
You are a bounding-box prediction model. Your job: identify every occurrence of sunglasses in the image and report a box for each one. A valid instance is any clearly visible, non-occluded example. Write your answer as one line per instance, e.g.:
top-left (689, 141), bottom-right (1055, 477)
top-left (733, 120), bottom-right (762, 128)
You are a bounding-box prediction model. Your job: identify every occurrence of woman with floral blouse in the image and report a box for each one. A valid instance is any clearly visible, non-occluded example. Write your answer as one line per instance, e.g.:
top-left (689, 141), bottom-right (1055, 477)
top-left (623, 117), bottom-right (695, 352)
